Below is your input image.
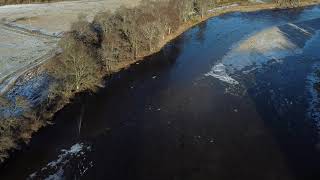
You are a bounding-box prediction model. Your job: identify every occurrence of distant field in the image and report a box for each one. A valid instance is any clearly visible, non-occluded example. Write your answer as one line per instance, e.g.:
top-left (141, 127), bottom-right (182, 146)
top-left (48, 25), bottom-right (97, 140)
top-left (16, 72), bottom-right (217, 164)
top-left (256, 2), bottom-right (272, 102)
top-left (0, 0), bottom-right (140, 33)
top-left (0, 0), bottom-right (63, 6)
top-left (0, 0), bottom-right (140, 94)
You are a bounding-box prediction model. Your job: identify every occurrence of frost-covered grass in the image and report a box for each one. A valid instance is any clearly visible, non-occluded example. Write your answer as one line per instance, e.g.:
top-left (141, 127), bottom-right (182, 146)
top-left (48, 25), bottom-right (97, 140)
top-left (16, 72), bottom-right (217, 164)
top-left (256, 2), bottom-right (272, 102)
top-left (0, 0), bottom-right (140, 33)
top-left (0, 26), bottom-right (56, 87)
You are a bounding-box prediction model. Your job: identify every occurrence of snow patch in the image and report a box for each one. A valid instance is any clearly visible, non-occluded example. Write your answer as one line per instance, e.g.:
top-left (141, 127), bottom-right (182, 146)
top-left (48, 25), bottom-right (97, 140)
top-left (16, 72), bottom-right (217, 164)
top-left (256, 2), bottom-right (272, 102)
top-left (205, 23), bottom-right (316, 84)
top-left (208, 3), bottom-right (239, 13)
top-left (0, 0), bottom-right (140, 33)
top-left (47, 143), bottom-right (85, 168)
top-left (288, 23), bottom-right (312, 36)
top-left (223, 27), bottom-right (300, 72)
top-left (44, 168), bottom-right (64, 180)
top-left (205, 63), bottom-right (239, 85)
top-left (28, 143), bottom-right (93, 180)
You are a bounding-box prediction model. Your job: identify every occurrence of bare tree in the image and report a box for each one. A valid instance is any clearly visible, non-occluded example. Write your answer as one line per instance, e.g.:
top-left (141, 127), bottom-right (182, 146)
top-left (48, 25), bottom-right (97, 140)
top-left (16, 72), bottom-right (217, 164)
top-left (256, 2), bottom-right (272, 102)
top-left (167, 0), bottom-right (194, 23)
top-left (70, 16), bottom-right (99, 47)
top-left (275, 0), bottom-right (300, 8)
top-left (93, 10), bottom-right (113, 35)
top-left (194, 0), bottom-right (210, 19)
top-left (177, 0), bottom-right (195, 22)
top-left (141, 21), bottom-right (160, 53)
top-left (101, 33), bottom-right (121, 70)
top-left (117, 7), bottom-right (142, 59)
top-left (56, 35), bottom-right (101, 95)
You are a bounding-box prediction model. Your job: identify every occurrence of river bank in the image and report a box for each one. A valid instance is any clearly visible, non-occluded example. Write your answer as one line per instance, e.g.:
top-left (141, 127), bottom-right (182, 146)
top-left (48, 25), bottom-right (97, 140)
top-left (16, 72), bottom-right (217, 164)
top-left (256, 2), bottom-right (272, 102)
top-left (105, 0), bottom-right (320, 72)
top-left (1, 0), bottom-right (320, 165)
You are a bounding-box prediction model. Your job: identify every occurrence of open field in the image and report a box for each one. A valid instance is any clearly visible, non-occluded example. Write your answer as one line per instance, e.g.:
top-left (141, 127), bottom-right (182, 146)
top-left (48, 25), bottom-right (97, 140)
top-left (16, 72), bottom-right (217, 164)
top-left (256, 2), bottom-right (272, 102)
top-left (0, 0), bottom-right (140, 95)
top-left (0, 0), bottom-right (140, 33)
top-left (0, 24), bottom-right (58, 95)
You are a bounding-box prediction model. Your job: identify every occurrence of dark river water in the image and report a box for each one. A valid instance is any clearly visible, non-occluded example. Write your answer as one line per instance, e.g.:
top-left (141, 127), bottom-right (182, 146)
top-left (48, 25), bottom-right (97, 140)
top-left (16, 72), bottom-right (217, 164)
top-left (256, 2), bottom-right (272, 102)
top-left (1, 5), bottom-right (320, 180)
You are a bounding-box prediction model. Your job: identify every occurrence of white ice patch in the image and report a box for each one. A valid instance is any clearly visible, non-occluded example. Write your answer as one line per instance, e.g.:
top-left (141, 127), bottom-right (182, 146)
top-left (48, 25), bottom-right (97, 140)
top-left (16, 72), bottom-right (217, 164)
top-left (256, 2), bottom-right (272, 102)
top-left (306, 62), bottom-right (320, 130)
top-left (288, 23), bottom-right (312, 36)
top-left (47, 143), bottom-right (84, 168)
top-left (205, 63), bottom-right (239, 85)
top-left (44, 168), bottom-right (64, 180)
top-left (28, 143), bottom-right (92, 180)
top-left (208, 3), bottom-right (239, 13)
top-left (223, 27), bottom-right (300, 71)
top-left (205, 26), bottom-right (303, 84)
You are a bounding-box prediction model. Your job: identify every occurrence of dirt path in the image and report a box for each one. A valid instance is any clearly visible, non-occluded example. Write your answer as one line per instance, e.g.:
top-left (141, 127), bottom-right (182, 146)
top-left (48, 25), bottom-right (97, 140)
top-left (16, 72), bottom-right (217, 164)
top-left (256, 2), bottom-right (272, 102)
top-left (0, 48), bottom-right (58, 96)
top-left (0, 23), bottom-right (59, 95)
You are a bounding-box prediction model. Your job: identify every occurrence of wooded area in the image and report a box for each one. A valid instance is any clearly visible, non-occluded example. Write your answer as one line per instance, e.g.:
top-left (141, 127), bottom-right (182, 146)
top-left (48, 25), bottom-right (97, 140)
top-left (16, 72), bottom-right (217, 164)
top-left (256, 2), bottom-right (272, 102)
top-left (54, 0), bottom-right (217, 97)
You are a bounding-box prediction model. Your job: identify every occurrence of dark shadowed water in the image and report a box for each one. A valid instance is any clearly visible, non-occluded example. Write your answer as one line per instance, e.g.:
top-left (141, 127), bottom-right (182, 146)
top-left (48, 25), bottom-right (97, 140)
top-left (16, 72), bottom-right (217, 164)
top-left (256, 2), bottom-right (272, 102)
top-left (1, 5), bottom-right (320, 180)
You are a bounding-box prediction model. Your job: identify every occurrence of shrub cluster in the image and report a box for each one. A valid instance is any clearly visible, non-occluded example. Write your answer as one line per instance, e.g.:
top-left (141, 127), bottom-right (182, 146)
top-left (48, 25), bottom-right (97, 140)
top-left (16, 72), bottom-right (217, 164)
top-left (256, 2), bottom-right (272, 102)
top-left (275, 0), bottom-right (301, 8)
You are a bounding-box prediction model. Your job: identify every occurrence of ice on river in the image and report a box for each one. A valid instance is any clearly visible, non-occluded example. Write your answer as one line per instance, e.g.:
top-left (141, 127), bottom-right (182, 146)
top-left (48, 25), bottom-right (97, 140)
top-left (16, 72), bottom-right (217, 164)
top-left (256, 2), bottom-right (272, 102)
top-left (205, 63), bottom-right (239, 85)
top-left (205, 18), bottom-right (320, 85)
top-left (28, 143), bottom-right (92, 180)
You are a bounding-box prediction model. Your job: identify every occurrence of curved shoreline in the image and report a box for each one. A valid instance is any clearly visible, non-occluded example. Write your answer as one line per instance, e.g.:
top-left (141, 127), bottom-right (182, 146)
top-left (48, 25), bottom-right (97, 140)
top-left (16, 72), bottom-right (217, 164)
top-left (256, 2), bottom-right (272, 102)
top-left (107, 1), bottom-right (320, 73)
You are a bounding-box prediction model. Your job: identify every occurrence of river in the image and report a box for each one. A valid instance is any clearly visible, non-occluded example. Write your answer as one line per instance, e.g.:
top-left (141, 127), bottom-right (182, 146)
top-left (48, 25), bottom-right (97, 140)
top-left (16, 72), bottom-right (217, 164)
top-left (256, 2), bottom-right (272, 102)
top-left (1, 5), bottom-right (320, 180)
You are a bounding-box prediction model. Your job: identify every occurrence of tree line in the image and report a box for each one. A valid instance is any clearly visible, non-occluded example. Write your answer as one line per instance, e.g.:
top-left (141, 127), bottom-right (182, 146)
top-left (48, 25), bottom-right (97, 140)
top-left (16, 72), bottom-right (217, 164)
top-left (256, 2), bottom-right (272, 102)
top-left (50, 0), bottom-right (302, 104)
top-left (275, 0), bottom-right (301, 7)
top-left (52, 0), bottom-right (218, 99)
